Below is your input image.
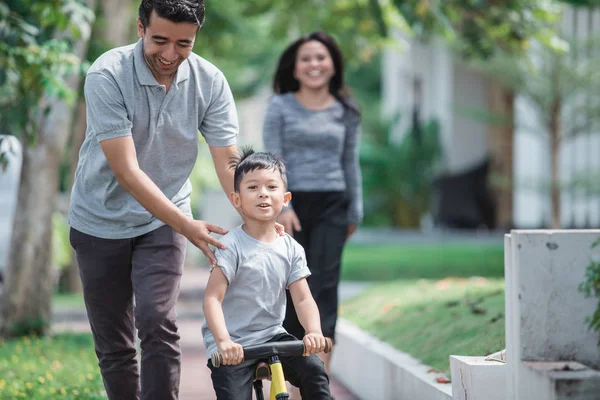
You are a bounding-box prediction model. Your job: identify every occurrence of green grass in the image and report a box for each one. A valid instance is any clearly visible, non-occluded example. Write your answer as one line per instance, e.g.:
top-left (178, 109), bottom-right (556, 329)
top-left (341, 278), bottom-right (505, 375)
top-left (52, 293), bottom-right (85, 310)
top-left (341, 243), bottom-right (504, 281)
top-left (0, 333), bottom-right (105, 399)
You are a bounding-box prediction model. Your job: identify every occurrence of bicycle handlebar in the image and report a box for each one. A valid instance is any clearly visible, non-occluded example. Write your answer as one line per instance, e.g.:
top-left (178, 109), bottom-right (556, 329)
top-left (211, 338), bottom-right (333, 368)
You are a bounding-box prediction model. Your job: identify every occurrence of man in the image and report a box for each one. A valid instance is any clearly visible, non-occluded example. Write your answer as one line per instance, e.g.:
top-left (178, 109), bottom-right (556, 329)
top-left (68, 1), bottom-right (238, 398)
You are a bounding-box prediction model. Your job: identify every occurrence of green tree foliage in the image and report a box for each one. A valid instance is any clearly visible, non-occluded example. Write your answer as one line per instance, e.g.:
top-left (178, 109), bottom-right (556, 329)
top-left (360, 115), bottom-right (443, 227)
top-left (193, 0), bottom-right (565, 97)
top-left (580, 237), bottom-right (600, 346)
top-left (0, 0), bottom-right (94, 142)
top-left (394, 0), bottom-right (565, 58)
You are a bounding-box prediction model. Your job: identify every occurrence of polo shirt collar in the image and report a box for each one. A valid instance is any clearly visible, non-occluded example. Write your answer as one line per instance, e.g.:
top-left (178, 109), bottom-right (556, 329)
top-left (134, 39), bottom-right (190, 87)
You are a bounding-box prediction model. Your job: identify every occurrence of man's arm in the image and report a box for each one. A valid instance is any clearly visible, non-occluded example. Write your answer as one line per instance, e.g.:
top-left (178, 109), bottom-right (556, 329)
top-left (100, 136), bottom-right (227, 264)
top-left (203, 267), bottom-right (244, 365)
top-left (209, 144), bottom-right (238, 203)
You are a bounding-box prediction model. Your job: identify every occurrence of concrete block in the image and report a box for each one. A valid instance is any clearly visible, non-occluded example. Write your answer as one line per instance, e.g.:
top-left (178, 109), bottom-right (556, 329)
top-left (450, 355), bottom-right (505, 400)
top-left (520, 361), bottom-right (600, 400)
top-left (505, 231), bottom-right (600, 367)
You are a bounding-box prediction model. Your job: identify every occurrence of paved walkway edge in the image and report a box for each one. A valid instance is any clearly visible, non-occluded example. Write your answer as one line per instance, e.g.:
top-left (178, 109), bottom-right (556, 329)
top-left (331, 319), bottom-right (453, 400)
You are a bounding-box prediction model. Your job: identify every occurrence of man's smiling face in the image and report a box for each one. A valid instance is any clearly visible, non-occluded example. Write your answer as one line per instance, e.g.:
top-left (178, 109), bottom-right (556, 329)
top-left (137, 10), bottom-right (197, 84)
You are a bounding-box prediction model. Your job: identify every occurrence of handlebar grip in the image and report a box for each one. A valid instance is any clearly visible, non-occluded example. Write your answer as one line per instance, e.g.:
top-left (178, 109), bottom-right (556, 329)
top-left (211, 351), bottom-right (223, 368)
top-left (324, 337), bottom-right (333, 353)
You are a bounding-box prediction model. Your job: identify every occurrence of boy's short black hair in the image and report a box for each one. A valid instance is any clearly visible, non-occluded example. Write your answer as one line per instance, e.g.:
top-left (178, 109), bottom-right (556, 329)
top-left (139, 0), bottom-right (205, 29)
top-left (230, 147), bottom-right (287, 192)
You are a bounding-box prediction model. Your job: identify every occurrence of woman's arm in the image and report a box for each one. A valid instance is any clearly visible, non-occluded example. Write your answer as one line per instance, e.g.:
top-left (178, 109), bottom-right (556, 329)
top-left (342, 112), bottom-right (364, 235)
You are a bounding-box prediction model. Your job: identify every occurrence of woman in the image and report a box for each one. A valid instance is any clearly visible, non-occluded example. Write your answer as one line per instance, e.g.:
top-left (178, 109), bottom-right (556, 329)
top-left (262, 31), bottom-right (363, 374)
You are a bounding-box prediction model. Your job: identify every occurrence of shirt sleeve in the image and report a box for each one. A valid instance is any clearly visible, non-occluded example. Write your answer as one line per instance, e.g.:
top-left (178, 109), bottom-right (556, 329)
top-left (287, 238), bottom-right (310, 288)
top-left (199, 70), bottom-right (239, 147)
top-left (214, 244), bottom-right (239, 285)
top-left (84, 72), bottom-right (133, 142)
top-left (343, 111), bottom-right (364, 225)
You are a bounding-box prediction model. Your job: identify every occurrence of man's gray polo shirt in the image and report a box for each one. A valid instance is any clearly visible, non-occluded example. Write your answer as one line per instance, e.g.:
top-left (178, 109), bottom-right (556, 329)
top-left (68, 39), bottom-right (238, 239)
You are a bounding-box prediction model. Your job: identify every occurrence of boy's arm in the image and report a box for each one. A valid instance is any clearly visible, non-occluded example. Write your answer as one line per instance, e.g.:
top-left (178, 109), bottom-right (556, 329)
top-left (289, 278), bottom-right (326, 355)
top-left (203, 267), bottom-right (244, 365)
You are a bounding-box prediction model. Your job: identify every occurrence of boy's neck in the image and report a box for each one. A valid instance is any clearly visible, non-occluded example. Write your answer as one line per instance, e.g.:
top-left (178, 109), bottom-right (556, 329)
top-left (242, 220), bottom-right (278, 243)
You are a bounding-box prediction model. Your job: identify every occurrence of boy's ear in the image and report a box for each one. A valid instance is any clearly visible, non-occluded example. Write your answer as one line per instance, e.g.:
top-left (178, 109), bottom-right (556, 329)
top-left (283, 191), bottom-right (292, 206)
top-left (229, 192), bottom-right (241, 208)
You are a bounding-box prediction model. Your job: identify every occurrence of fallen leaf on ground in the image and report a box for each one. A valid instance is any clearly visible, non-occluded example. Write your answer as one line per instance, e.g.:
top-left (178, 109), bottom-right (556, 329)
top-left (436, 376), bottom-right (451, 384)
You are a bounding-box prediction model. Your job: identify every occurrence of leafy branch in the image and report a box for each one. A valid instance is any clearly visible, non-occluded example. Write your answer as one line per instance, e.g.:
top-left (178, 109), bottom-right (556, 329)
top-left (579, 237), bottom-right (600, 346)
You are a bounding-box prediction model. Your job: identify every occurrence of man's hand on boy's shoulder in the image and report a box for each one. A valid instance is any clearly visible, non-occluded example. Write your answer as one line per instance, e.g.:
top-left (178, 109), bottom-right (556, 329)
top-left (302, 332), bottom-right (326, 356)
top-left (275, 221), bottom-right (285, 236)
top-left (216, 339), bottom-right (244, 366)
top-left (181, 219), bottom-right (228, 267)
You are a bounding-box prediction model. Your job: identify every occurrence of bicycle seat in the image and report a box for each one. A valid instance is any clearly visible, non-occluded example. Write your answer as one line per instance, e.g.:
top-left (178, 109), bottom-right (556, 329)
top-left (255, 361), bottom-right (271, 381)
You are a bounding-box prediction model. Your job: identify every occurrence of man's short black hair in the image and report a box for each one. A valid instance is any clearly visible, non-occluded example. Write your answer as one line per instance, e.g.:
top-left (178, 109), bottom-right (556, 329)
top-left (139, 0), bottom-right (205, 29)
top-left (230, 147), bottom-right (287, 192)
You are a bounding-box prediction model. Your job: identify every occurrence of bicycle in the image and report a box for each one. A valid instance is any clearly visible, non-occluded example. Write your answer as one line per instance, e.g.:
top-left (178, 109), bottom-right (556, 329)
top-left (211, 338), bottom-right (333, 400)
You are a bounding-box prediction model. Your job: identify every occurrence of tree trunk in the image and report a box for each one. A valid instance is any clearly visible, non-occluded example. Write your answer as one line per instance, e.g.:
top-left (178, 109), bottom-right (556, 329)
top-left (63, 0), bottom-right (134, 293)
top-left (0, 0), bottom-right (96, 336)
top-left (550, 99), bottom-right (561, 229)
top-left (0, 143), bottom-right (60, 336)
top-left (487, 82), bottom-right (515, 230)
top-left (0, 104), bottom-right (77, 336)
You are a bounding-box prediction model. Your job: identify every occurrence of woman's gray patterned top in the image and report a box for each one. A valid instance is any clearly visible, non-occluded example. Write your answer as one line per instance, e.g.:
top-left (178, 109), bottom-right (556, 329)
top-left (262, 93), bottom-right (363, 225)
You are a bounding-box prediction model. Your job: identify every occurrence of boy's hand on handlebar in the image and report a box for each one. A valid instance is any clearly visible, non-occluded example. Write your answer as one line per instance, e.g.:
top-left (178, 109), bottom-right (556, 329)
top-left (302, 332), bottom-right (326, 356)
top-left (217, 339), bottom-right (244, 365)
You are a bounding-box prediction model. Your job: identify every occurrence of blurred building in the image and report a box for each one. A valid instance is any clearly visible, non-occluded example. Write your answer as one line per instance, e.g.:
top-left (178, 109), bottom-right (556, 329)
top-left (383, 6), bottom-right (600, 229)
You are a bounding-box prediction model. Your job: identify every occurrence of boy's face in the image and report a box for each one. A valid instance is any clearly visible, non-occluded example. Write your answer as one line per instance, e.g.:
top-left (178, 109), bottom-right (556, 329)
top-left (230, 168), bottom-right (291, 222)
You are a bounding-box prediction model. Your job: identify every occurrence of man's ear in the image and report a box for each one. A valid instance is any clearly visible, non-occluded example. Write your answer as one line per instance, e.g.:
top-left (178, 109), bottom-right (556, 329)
top-left (229, 192), bottom-right (241, 208)
top-left (283, 191), bottom-right (292, 206)
top-left (137, 18), bottom-right (144, 39)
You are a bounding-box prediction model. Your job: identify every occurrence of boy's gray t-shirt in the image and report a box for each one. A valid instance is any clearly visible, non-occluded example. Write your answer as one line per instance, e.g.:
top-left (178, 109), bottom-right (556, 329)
top-left (201, 226), bottom-right (310, 358)
top-left (68, 39), bottom-right (238, 239)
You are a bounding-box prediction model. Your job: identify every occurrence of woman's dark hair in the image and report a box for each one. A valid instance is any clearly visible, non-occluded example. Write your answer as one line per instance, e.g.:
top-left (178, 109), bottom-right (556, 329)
top-left (273, 31), bottom-right (360, 117)
top-left (139, 0), bottom-right (205, 29)
top-left (229, 147), bottom-right (288, 192)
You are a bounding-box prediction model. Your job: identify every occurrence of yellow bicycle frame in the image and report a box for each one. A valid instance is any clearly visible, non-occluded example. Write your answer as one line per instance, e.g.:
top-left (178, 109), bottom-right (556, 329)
top-left (269, 359), bottom-right (287, 400)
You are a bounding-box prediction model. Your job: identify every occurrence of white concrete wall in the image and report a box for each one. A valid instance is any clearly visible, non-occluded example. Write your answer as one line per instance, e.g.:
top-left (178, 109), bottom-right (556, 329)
top-left (332, 319), bottom-right (452, 400)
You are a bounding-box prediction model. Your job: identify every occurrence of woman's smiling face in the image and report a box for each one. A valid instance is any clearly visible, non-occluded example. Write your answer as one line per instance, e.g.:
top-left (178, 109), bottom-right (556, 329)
top-left (294, 40), bottom-right (335, 91)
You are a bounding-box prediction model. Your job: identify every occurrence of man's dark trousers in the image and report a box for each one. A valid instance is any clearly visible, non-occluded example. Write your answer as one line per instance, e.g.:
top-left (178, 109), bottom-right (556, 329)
top-left (70, 224), bottom-right (186, 400)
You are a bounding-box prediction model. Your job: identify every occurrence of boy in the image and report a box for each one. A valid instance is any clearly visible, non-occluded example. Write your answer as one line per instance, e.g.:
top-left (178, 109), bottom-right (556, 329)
top-left (202, 149), bottom-right (333, 399)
